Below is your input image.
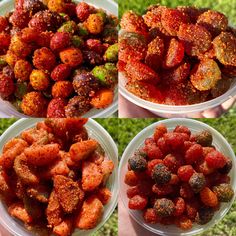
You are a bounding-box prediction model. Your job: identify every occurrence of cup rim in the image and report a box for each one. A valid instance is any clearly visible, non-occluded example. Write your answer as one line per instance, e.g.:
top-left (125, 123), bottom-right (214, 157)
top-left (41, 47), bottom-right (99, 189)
top-left (119, 118), bottom-right (236, 236)
top-left (119, 71), bottom-right (236, 114)
top-left (0, 118), bottom-right (118, 236)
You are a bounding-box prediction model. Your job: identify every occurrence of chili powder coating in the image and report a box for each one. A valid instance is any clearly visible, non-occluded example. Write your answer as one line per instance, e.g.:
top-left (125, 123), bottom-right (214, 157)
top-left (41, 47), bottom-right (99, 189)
top-left (0, 118), bottom-right (115, 235)
top-left (0, 0), bottom-right (118, 117)
top-left (124, 123), bottom-right (234, 230)
top-left (120, 5), bottom-right (236, 105)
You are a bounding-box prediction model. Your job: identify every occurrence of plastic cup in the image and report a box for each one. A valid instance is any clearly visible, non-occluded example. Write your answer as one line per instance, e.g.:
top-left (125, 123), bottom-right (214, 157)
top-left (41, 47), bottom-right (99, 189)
top-left (0, 0), bottom-right (118, 118)
top-left (0, 118), bottom-right (118, 236)
top-left (119, 118), bottom-right (236, 236)
top-left (119, 73), bottom-right (236, 118)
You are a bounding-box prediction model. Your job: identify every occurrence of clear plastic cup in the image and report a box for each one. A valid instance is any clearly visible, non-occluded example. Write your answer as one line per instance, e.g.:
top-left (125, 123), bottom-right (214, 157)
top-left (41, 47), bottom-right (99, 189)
top-left (119, 73), bottom-right (236, 118)
top-left (0, 118), bottom-right (118, 236)
top-left (119, 118), bottom-right (236, 236)
top-left (0, 88), bottom-right (118, 118)
top-left (0, 0), bottom-right (118, 118)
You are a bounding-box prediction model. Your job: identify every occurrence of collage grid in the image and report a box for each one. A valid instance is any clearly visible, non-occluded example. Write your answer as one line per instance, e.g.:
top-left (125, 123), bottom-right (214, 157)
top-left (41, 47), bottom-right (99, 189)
top-left (0, 0), bottom-right (236, 235)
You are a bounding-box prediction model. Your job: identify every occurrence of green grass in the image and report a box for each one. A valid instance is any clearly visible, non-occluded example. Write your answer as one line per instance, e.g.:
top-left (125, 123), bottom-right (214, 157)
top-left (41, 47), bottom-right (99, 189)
top-left (93, 118), bottom-right (118, 236)
top-left (119, 117), bottom-right (236, 236)
top-left (0, 118), bottom-right (118, 236)
top-left (119, 0), bottom-right (236, 25)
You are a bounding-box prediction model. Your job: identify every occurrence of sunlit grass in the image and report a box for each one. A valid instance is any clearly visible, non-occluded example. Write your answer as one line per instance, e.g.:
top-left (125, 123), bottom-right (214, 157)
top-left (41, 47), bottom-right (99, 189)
top-left (119, 0), bottom-right (236, 26)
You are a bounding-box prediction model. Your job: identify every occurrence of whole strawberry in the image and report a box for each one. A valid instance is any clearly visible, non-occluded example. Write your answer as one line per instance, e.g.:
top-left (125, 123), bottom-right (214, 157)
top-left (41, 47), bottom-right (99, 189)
top-left (154, 198), bottom-right (175, 217)
top-left (152, 163), bottom-right (171, 185)
top-left (0, 73), bottom-right (15, 98)
top-left (47, 98), bottom-right (67, 118)
top-left (205, 150), bottom-right (226, 169)
top-left (213, 184), bottom-right (234, 202)
top-left (189, 173), bottom-right (206, 193)
top-left (194, 130), bottom-right (213, 147)
top-left (128, 152), bottom-right (147, 172)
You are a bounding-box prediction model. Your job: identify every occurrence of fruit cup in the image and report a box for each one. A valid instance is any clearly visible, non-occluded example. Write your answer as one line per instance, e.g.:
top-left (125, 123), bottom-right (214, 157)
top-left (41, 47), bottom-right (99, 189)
top-left (119, 118), bottom-right (236, 236)
top-left (0, 118), bottom-right (118, 236)
top-left (0, 0), bottom-right (118, 118)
